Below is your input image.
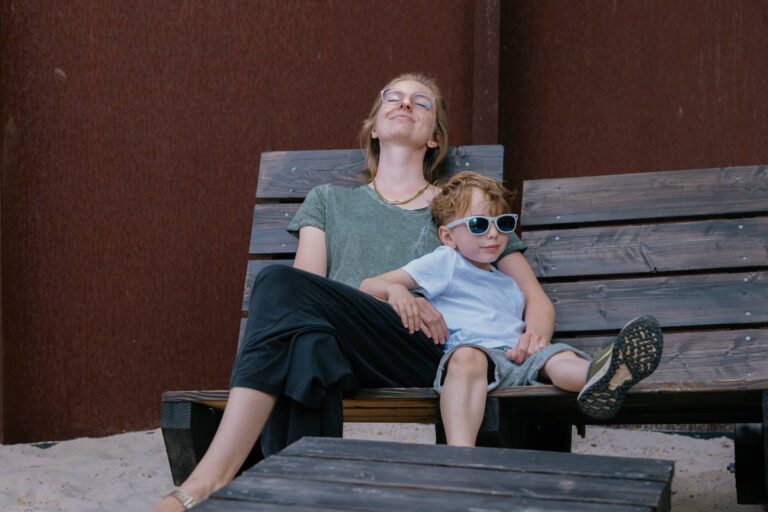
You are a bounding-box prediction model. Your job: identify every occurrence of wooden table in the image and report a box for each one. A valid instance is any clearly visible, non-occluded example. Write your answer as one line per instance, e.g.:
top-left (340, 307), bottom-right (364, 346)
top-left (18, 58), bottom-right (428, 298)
top-left (196, 436), bottom-right (674, 511)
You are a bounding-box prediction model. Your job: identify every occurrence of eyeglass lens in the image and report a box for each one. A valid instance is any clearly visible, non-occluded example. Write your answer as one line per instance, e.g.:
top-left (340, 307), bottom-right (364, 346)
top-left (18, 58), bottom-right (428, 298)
top-left (382, 89), bottom-right (433, 110)
top-left (468, 215), bottom-right (516, 234)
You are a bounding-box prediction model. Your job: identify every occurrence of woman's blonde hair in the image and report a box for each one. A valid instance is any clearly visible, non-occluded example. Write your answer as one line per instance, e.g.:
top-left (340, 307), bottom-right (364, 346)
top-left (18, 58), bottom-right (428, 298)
top-left (359, 72), bottom-right (449, 183)
top-left (430, 171), bottom-right (513, 227)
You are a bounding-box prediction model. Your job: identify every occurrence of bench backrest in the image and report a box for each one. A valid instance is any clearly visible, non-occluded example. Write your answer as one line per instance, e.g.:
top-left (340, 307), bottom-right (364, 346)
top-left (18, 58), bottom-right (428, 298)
top-left (240, 145), bottom-right (505, 341)
top-left (520, 165), bottom-right (768, 392)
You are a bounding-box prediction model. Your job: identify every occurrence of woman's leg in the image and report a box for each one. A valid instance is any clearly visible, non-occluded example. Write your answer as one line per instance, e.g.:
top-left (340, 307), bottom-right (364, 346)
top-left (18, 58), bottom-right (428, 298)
top-left (439, 346), bottom-right (489, 447)
top-left (154, 387), bottom-right (276, 511)
top-left (156, 266), bottom-right (442, 510)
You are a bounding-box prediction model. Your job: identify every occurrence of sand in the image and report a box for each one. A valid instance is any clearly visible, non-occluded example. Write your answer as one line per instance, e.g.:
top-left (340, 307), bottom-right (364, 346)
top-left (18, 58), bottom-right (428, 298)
top-left (0, 424), bottom-right (763, 511)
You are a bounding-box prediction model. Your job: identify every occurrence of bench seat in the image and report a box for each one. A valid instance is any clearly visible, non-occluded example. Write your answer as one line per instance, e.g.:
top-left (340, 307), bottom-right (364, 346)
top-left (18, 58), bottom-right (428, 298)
top-left (161, 154), bottom-right (768, 504)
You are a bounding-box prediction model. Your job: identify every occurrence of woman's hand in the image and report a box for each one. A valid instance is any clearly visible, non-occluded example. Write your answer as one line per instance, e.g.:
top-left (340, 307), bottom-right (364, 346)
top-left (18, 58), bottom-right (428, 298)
top-left (506, 332), bottom-right (551, 364)
top-left (387, 284), bottom-right (422, 334)
top-left (415, 297), bottom-right (449, 345)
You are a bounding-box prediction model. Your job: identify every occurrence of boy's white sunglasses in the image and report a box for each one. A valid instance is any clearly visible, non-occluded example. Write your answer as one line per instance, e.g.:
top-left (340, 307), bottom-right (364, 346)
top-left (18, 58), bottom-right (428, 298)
top-left (445, 214), bottom-right (518, 236)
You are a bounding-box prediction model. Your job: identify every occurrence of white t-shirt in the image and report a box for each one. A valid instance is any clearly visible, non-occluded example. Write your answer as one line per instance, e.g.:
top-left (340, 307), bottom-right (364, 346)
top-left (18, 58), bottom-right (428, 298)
top-left (401, 246), bottom-right (526, 350)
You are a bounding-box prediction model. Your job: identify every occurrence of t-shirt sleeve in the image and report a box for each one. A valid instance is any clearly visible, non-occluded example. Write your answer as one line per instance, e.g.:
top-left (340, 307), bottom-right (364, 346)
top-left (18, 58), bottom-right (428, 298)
top-left (401, 247), bottom-right (456, 299)
top-left (287, 185), bottom-right (327, 238)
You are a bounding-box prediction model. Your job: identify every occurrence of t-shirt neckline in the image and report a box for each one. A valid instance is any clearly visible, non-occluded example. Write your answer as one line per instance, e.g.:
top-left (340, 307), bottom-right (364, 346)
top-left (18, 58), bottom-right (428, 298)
top-left (359, 185), bottom-right (431, 214)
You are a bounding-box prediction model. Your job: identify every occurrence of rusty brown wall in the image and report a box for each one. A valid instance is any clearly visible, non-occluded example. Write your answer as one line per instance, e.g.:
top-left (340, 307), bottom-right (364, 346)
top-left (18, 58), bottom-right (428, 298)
top-left (0, 1), bottom-right (485, 443)
top-left (499, 1), bottom-right (768, 199)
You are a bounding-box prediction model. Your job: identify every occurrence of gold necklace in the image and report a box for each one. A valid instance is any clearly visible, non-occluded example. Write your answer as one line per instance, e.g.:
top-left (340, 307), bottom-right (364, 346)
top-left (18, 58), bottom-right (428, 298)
top-left (372, 180), bottom-right (431, 205)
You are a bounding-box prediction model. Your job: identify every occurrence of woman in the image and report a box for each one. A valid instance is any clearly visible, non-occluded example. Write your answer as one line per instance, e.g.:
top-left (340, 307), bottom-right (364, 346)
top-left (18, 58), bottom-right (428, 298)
top-left (155, 73), bottom-right (555, 510)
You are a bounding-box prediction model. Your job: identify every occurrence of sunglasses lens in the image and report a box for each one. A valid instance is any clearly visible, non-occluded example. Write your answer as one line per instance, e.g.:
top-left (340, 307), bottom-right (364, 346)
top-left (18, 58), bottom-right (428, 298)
top-left (496, 215), bottom-right (517, 232)
top-left (467, 217), bottom-right (489, 234)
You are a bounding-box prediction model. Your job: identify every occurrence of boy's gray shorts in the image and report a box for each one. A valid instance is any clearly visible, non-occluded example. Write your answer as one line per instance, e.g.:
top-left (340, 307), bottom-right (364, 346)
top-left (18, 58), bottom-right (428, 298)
top-left (433, 342), bottom-right (590, 393)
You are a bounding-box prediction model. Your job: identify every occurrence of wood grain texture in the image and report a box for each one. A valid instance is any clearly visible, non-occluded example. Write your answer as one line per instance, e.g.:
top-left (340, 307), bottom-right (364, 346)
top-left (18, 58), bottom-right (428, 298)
top-left (163, 327), bottom-right (768, 424)
top-left (198, 437), bottom-right (672, 511)
top-left (248, 455), bottom-right (667, 508)
top-left (543, 272), bottom-right (767, 332)
top-left (248, 204), bottom-right (300, 254)
top-left (210, 475), bottom-right (649, 511)
top-left (522, 165), bottom-right (768, 227)
top-left (523, 217), bottom-right (768, 278)
top-left (256, 146), bottom-right (504, 199)
top-left (280, 436), bottom-right (673, 481)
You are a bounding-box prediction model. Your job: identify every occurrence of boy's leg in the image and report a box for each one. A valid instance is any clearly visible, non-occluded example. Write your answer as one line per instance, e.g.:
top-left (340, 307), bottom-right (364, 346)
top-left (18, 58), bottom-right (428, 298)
top-left (578, 315), bottom-right (664, 420)
top-left (440, 346), bottom-right (490, 447)
top-left (539, 350), bottom-right (589, 392)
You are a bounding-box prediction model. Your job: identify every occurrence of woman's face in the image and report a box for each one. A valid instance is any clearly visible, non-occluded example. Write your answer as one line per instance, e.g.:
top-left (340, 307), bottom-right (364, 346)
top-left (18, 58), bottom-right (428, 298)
top-left (372, 79), bottom-right (438, 149)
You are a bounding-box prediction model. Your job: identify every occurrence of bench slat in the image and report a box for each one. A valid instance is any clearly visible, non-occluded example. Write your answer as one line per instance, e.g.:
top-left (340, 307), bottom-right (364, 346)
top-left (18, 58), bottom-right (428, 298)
top-left (165, 327), bottom-right (768, 409)
top-left (523, 217), bottom-right (768, 278)
top-left (522, 165), bottom-right (768, 227)
top-left (256, 146), bottom-right (504, 199)
top-left (545, 271), bottom-right (767, 332)
top-left (249, 204), bottom-right (301, 254)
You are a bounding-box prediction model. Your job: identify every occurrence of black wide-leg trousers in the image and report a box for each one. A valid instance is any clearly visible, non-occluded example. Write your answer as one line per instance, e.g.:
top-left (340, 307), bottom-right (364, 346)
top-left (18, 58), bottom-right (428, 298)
top-left (230, 265), bottom-right (443, 456)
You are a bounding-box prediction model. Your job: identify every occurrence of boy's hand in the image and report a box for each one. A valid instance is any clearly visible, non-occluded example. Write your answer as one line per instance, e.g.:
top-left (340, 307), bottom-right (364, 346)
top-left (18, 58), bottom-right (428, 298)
top-left (387, 284), bottom-right (421, 334)
top-left (415, 297), bottom-right (448, 345)
top-left (506, 332), bottom-right (550, 364)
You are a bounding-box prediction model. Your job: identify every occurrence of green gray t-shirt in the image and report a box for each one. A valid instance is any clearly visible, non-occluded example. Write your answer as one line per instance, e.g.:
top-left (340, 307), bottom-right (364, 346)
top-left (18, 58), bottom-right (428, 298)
top-left (287, 184), bottom-right (526, 288)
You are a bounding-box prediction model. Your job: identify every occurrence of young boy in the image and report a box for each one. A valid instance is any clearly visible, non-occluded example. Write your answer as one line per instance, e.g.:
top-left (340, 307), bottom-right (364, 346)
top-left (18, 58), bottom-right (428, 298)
top-left (360, 171), bottom-right (663, 446)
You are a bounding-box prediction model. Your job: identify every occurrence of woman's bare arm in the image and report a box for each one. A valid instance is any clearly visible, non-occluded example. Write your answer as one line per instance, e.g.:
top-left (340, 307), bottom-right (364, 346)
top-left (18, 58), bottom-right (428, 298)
top-left (496, 251), bottom-right (556, 362)
top-left (293, 226), bottom-right (328, 276)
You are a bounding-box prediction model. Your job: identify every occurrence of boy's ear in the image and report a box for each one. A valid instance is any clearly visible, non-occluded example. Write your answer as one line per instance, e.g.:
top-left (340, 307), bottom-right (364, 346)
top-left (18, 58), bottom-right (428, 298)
top-left (438, 225), bottom-right (457, 248)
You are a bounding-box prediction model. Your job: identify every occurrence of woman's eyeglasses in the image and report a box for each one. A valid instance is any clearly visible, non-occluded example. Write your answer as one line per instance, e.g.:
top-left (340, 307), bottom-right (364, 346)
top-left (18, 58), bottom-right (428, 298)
top-left (381, 88), bottom-right (434, 111)
top-left (445, 214), bottom-right (518, 236)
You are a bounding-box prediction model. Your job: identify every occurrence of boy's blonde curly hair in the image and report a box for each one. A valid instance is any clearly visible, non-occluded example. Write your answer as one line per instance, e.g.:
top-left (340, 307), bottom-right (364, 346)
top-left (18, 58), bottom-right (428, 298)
top-left (430, 171), bottom-right (513, 227)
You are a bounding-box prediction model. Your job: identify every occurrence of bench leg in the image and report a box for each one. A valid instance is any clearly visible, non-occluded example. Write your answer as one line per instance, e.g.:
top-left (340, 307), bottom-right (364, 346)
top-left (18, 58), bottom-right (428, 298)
top-left (498, 402), bottom-right (572, 452)
top-left (734, 391), bottom-right (768, 506)
top-left (734, 423), bottom-right (766, 504)
top-left (161, 401), bottom-right (263, 486)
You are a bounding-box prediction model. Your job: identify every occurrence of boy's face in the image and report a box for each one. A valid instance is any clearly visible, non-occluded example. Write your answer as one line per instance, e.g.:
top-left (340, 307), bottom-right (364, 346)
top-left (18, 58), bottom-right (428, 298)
top-left (438, 189), bottom-right (509, 271)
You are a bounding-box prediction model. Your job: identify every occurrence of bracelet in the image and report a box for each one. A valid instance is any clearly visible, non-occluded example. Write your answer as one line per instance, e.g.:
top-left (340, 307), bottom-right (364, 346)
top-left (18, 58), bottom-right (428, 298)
top-left (166, 489), bottom-right (198, 509)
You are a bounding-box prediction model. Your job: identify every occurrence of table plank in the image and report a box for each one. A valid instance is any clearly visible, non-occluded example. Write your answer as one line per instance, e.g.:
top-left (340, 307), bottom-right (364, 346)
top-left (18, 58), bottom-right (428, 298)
top-left (198, 437), bottom-right (672, 511)
top-left (280, 437), bottom-right (673, 482)
top-left (205, 475), bottom-right (650, 512)
top-left (249, 454), bottom-right (668, 509)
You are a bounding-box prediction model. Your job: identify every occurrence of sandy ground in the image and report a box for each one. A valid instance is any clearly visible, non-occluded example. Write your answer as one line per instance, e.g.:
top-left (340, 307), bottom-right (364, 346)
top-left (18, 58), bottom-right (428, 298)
top-left (0, 424), bottom-right (764, 511)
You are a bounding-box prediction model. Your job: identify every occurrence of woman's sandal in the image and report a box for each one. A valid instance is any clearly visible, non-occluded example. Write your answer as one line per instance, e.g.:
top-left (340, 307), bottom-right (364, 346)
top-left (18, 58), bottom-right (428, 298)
top-left (165, 489), bottom-right (198, 509)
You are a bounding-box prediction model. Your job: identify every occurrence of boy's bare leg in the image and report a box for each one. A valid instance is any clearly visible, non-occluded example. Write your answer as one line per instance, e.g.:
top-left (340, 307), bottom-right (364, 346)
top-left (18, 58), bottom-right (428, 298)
top-left (440, 347), bottom-right (489, 447)
top-left (153, 387), bottom-right (277, 512)
top-left (540, 350), bottom-right (589, 392)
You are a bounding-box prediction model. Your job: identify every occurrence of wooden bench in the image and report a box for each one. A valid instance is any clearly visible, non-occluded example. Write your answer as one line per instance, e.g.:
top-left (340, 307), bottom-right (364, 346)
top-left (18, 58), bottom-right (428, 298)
top-left (161, 151), bottom-right (768, 505)
top-left (204, 436), bottom-right (674, 511)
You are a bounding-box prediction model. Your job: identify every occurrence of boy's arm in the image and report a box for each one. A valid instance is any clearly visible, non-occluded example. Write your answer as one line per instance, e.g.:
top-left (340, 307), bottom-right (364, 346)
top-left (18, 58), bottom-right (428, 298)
top-left (360, 269), bottom-right (417, 299)
top-left (496, 251), bottom-right (556, 363)
top-left (360, 270), bottom-right (422, 334)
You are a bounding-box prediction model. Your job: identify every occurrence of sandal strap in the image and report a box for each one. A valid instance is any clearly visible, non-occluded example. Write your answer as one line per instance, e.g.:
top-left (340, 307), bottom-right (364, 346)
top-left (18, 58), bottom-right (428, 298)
top-left (166, 489), bottom-right (198, 509)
